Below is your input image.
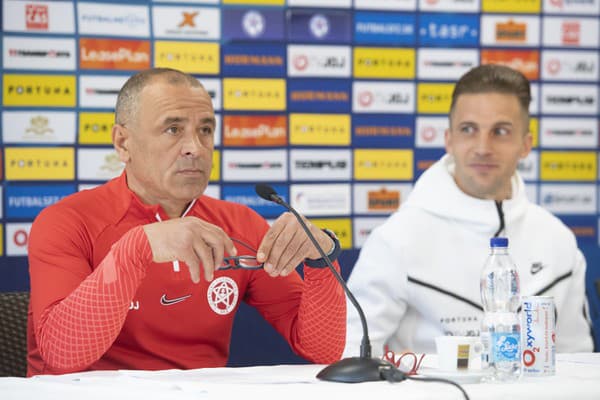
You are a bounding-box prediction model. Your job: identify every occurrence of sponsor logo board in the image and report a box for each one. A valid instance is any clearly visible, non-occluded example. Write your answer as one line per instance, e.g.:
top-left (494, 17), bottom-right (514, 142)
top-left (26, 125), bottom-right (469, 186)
top-left (540, 151), bottom-right (597, 181)
top-left (415, 116), bottom-right (447, 148)
top-left (354, 149), bottom-right (413, 180)
top-left (80, 38), bottom-right (150, 70)
top-left (223, 115), bottom-right (287, 147)
top-left (5, 184), bottom-right (75, 218)
top-left (79, 75), bottom-right (129, 108)
top-left (418, 48), bottom-right (478, 80)
top-left (152, 6), bottom-right (219, 39)
top-left (480, 49), bottom-right (540, 81)
top-left (78, 112), bottom-right (115, 145)
top-left (541, 184), bottom-right (597, 215)
top-left (290, 184), bottom-right (351, 216)
top-left (289, 114), bottom-right (351, 146)
top-left (289, 79), bottom-right (351, 113)
top-left (222, 150), bottom-right (287, 181)
top-left (354, 47), bottom-right (415, 79)
top-left (541, 84), bottom-right (598, 115)
top-left (540, 118), bottom-right (598, 148)
top-left (290, 149), bottom-right (351, 181)
top-left (223, 44), bottom-right (285, 77)
top-left (223, 78), bottom-right (285, 111)
top-left (352, 114), bottom-right (414, 148)
top-left (541, 50), bottom-right (599, 81)
top-left (3, 74), bottom-right (76, 107)
top-left (287, 9), bottom-right (352, 43)
top-left (2, 111), bottom-right (76, 144)
top-left (154, 41), bottom-right (219, 74)
top-left (481, 15), bottom-right (540, 47)
top-left (542, 17), bottom-right (599, 47)
top-left (354, 12), bottom-right (416, 45)
top-left (353, 217), bottom-right (388, 249)
top-left (77, 148), bottom-right (124, 181)
top-left (78, 2), bottom-right (150, 37)
top-left (352, 81), bottom-right (415, 113)
top-left (6, 223), bottom-right (32, 256)
top-left (353, 183), bottom-right (413, 214)
top-left (5, 147), bottom-right (75, 180)
top-left (3, 36), bottom-right (76, 70)
top-left (3, 0), bottom-right (75, 33)
top-left (222, 184), bottom-right (287, 218)
top-left (287, 45), bottom-right (351, 77)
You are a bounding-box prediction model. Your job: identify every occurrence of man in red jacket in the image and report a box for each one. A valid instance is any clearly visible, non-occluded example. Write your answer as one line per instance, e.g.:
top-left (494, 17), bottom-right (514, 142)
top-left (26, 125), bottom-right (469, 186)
top-left (27, 68), bottom-right (346, 375)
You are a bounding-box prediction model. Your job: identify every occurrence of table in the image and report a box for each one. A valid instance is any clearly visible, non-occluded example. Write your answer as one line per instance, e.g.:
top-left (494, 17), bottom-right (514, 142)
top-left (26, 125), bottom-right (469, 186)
top-left (2, 354), bottom-right (599, 400)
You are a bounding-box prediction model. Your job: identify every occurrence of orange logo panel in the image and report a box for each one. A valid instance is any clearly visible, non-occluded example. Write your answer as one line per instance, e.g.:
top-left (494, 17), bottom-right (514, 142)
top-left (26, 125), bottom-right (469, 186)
top-left (223, 115), bottom-right (288, 147)
top-left (80, 38), bottom-right (151, 70)
top-left (481, 49), bottom-right (539, 81)
top-left (496, 20), bottom-right (527, 43)
top-left (367, 189), bottom-right (400, 211)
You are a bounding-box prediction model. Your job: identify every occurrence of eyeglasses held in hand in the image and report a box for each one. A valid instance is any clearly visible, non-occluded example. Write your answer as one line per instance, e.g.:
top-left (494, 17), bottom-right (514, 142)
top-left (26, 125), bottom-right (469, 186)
top-left (383, 345), bottom-right (426, 376)
top-left (217, 237), bottom-right (264, 271)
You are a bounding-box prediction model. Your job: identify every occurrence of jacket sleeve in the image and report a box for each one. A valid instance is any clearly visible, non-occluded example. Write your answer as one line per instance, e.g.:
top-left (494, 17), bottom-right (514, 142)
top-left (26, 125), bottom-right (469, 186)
top-left (29, 205), bottom-right (152, 372)
top-left (555, 249), bottom-right (594, 352)
top-left (241, 210), bottom-right (346, 364)
top-left (343, 223), bottom-right (408, 358)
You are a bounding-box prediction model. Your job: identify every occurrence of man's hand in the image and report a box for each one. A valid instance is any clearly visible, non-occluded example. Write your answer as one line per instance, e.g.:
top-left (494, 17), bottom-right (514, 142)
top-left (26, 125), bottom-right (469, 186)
top-left (256, 212), bottom-right (334, 277)
top-left (142, 217), bottom-right (237, 283)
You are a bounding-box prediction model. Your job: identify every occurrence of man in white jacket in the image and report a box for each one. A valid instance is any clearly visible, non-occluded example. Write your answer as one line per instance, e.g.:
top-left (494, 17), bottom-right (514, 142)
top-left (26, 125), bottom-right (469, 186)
top-left (344, 65), bottom-right (594, 357)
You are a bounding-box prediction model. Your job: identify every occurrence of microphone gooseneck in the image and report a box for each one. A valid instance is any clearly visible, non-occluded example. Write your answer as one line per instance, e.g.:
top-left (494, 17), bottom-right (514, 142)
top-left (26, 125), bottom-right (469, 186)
top-left (255, 184), bottom-right (398, 383)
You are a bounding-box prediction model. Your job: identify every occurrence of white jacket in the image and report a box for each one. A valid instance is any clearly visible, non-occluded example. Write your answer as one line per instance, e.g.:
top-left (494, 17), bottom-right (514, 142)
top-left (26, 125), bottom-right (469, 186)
top-left (344, 155), bottom-right (594, 357)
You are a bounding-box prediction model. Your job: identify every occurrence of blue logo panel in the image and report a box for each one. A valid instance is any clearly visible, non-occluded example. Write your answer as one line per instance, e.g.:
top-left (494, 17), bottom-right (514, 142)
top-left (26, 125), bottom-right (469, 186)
top-left (288, 9), bottom-right (352, 44)
top-left (414, 148), bottom-right (446, 179)
top-left (5, 184), bottom-right (76, 219)
top-left (559, 215), bottom-right (598, 244)
top-left (418, 13), bottom-right (479, 47)
top-left (288, 79), bottom-right (351, 113)
top-left (222, 44), bottom-right (286, 77)
top-left (222, 8), bottom-right (285, 42)
top-left (354, 12), bottom-right (416, 45)
top-left (352, 114), bottom-right (414, 147)
top-left (222, 184), bottom-right (288, 218)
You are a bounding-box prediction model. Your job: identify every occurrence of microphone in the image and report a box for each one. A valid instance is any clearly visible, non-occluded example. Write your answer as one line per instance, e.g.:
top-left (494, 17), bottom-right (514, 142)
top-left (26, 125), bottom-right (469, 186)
top-left (255, 183), bottom-right (401, 383)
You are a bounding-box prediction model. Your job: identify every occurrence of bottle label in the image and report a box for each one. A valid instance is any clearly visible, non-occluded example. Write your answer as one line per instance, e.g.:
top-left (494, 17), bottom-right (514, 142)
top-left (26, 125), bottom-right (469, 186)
top-left (492, 333), bottom-right (520, 362)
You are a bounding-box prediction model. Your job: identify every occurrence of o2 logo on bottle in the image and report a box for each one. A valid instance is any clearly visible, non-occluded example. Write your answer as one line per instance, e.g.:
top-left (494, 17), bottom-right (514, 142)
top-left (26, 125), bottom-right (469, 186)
top-left (493, 333), bottom-right (520, 361)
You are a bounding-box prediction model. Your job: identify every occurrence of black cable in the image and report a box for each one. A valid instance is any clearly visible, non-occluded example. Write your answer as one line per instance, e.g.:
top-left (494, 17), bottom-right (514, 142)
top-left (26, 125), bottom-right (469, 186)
top-left (378, 365), bottom-right (470, 400)
top-left (493, 200), bottom-right (505, 238)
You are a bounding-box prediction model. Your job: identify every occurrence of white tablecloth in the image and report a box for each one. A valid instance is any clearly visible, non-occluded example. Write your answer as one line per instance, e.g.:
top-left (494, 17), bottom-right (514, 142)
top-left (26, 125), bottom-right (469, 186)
top-left (2, 353), bottom-right (599, 400)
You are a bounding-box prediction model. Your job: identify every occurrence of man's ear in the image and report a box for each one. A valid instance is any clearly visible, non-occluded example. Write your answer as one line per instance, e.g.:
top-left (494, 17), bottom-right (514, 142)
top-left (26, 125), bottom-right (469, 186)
top-left (112, 124), bottom-right (130, 163)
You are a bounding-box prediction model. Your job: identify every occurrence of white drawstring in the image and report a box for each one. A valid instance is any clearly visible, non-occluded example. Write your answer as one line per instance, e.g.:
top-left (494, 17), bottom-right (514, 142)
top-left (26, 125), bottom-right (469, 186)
top-left (154, 199), bottom-right (197, 273)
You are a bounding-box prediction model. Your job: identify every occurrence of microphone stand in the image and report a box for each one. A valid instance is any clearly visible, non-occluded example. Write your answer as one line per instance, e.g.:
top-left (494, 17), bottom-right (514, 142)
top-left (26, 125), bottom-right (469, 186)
top-left (255, 184), bottom-right (400, 383)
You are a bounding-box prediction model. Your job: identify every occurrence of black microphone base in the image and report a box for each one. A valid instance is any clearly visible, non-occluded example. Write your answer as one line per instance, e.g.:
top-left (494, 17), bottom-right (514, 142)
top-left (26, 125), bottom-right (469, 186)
top-left (316, 357), bottom-right (397, 383)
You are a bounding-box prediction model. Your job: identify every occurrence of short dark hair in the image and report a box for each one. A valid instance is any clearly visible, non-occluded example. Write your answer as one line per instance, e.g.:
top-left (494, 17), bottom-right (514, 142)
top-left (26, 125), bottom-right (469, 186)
top-left (115, 68), bottom-right (202, 125)
top-left (450, 64), bottom-right (531, 119)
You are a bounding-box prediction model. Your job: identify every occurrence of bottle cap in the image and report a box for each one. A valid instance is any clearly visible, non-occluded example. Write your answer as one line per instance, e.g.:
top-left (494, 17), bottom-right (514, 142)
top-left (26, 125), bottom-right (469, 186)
top-left (490, 237), bottom-right (508, 247)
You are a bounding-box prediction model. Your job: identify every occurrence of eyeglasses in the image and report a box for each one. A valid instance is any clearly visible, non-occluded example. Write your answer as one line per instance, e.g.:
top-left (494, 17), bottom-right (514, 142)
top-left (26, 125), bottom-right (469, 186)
top-left (217, 237), bottom-right (264, 271)
top-left (382, 345), bottom-right (426, 376)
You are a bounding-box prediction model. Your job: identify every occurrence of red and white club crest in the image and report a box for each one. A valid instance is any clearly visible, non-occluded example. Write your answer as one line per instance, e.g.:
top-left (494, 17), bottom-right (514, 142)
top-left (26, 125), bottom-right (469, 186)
top-left (207, 277), bottom-right (239, 315)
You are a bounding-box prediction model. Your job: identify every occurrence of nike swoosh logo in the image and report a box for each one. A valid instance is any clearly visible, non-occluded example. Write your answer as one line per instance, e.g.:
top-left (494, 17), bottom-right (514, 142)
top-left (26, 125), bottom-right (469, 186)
top-left (531, 262), bottom-right (544, 275)
top-left (160, 294), bottom-right (192, 306)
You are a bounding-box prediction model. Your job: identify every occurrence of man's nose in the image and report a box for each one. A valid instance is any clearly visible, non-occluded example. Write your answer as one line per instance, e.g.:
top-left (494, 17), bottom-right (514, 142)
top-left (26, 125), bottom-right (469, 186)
top-left (181, 131), bottom-right (203, 156)
top-left (474, 132), bottom-right (493, 155)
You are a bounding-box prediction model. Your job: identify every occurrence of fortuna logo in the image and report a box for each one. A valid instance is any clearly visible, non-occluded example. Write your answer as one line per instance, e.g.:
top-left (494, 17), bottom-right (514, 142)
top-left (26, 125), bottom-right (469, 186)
top-left (160, 294), bottom-right (192, 306)
top-left (207, 277), bottom-right (239, 315)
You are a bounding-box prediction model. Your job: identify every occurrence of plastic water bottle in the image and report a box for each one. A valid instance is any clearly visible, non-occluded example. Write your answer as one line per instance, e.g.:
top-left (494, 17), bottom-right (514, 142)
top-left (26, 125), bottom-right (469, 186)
top-left (480, 237), bottom-right (521, 381)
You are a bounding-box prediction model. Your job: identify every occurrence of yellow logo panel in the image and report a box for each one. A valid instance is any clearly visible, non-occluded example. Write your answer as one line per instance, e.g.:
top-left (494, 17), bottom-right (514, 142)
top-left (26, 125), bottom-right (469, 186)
top-left (529, 118), bottom-right (538, 148)
top-left (417, 83), bottom-right (454, 114)
top-left (482, 0), bottom-right (540, 13)
top-left (223, 78), bottom-right (286, 111)
top-left (223, 0), bottom-right (284, 4)
top-left (354, 47), bottom-right (415, 79)
top-left (289, 114), bottom-right (351, 146)
top-left (354, 149), bottom-right (413, 181)
top-left (5, 147), bottom-right (75, 180)
top-left (79, 112), bottom-right (115, 145)
top-left (154, 41), bottom-right (220, 75)
top-left (3, 74), bottom-right (76, 107)
top-left (540, 151), bottom-right (597, 181)
top-left (210, 150), bottom-right (220, 182)
top-left (311, 218), bottom-right (352, 250)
